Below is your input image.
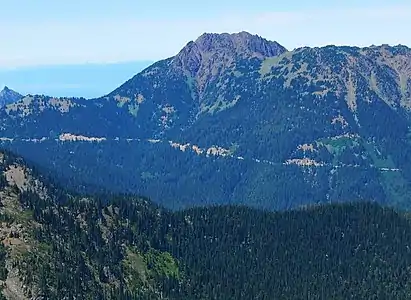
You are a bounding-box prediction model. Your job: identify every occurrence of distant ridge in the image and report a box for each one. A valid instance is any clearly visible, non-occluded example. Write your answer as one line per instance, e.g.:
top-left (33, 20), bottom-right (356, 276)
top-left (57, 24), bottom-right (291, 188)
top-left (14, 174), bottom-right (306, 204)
top-left (0, 86), bottom-right (22, 107)
top-left (1, 31), bottom-right (411, 211)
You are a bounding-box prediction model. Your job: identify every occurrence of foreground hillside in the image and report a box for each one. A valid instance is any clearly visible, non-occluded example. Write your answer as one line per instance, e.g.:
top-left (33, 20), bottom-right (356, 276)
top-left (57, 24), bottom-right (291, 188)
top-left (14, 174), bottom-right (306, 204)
top-left (2, 150), bottom-right (411, 299)
top-left (1, 32), bottom-right (411, 210)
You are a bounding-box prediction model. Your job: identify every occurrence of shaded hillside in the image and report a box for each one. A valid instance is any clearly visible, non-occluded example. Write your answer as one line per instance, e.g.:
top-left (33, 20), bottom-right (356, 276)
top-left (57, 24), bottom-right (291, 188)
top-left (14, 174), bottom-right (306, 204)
top-left (2, 150), bottom-right (411, 299)
top-left (1, 32), bottom-right (411, 210)
top-left (171, 203), bottom-right (411, 299)
top-left (0, 149), bottom-right (182, 299)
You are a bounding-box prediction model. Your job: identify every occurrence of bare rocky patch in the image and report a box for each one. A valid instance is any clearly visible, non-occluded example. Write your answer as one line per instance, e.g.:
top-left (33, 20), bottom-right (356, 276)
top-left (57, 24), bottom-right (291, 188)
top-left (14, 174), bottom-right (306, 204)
top-left (4, 165), bottom-right (30, 192)
top-left (285, 158), bottom-right (324, 167)
top-left (331, 115), bottom-right (348, 128)
top-left (59, 133), bottom-right (106, 142)
top-left (297, 144), bottom-right (317, 152)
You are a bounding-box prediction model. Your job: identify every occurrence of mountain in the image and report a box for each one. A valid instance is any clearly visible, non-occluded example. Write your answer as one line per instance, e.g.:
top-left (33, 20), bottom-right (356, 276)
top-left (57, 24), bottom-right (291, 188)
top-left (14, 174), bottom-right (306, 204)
top-left (0, 87), bottom-right (22, 107)
top-left (1, 32), bottom-right (411, 210)
top-left (2, 149), bottom-right (411, 299)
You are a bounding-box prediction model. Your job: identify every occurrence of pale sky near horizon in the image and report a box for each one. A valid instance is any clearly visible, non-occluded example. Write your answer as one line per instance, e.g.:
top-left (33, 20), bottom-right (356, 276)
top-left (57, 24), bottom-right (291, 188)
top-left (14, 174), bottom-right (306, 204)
top-left (1, 0), bottom-right (411, 69)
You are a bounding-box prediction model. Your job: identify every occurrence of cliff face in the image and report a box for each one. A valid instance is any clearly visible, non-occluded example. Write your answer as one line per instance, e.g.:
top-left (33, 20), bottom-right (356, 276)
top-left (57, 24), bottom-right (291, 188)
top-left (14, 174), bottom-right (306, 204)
top-left (172, 31), bottom-right (287, 99)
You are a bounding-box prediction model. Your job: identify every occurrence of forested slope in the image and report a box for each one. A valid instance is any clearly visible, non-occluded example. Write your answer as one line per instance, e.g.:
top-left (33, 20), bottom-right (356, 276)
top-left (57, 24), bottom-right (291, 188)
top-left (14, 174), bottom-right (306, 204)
top-left (2, 150), bottom-right (411, 299)
top-left (2, 33), bottom-right (411, 210)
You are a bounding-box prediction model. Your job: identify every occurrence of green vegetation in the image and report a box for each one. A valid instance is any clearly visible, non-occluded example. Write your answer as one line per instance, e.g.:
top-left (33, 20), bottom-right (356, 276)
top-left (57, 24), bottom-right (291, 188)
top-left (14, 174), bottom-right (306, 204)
top-left (145, 249), bottom-right (180, 279)
top-left (0, 244), bottom-right (8, 280)
top-left (320, 136), bottom-right (358, 155)
top-left (3, 33), bottom-right (411, 299)
top-left (0, 244), bottom-right (8, 298)
top-left (2, 150), bottom-right (411, 299)
top-left (128, 103), bottom-right (139, 117)
top-left (1, 35), bottom-right (411, 213)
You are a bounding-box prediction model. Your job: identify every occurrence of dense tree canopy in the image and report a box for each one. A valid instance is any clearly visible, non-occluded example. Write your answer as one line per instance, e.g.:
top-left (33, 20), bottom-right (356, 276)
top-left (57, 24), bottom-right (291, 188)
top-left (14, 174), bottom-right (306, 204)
top-left (2, 149), bottom-right (411, 299)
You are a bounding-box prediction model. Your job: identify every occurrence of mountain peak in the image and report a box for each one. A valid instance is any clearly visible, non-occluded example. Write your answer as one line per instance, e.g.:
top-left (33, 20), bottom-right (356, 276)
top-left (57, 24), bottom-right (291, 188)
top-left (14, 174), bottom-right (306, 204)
top-left (175, 32), bottom-right (287, 72)
top-left (0, 85), bottom-right (22, 107)
top-left (193, 31), bottom-right (286, 56)
top-left (1, 85), bottom-right (17, 94)
top-left (172, 31), bottom-right (287, 98)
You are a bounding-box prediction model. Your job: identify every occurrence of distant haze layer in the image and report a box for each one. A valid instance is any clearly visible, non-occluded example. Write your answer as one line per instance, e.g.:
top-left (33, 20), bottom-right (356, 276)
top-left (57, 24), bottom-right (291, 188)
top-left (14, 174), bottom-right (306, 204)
top-left (0, 61), bottom-right (152, 98)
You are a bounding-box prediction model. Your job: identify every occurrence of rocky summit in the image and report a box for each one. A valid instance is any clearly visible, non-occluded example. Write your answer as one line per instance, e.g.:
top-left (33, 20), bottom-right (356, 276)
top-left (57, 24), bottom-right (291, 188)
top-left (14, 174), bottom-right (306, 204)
top-left (1, 32), bottom-right (411, 210)
top-left (0, 87), bottom-right (22, 107)
top-left (172, 32), bottom-right (287, 98)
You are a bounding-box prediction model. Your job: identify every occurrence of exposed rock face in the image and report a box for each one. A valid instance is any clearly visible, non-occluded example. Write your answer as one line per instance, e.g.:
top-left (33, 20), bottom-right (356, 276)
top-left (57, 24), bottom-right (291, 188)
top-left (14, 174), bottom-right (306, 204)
top-left (173, 31), bottom-right (287, 99)
top-left (175, 32), bottom-right (286, 73)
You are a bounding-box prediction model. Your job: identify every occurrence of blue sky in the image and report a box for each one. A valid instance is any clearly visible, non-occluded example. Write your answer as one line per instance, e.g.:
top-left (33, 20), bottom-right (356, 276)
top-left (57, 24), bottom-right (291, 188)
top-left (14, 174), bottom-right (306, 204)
top-left (1, 0), bottom-right (411, 69)
top-left (1, 1), bottom-right (411, 97)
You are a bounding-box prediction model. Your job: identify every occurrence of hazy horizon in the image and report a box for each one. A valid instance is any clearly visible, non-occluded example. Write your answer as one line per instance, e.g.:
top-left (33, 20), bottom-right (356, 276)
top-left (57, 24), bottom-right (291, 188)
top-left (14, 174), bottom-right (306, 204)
top-left (1, 1), bottom-right (411, 69)
top-left (2, 26), bottom-right (410, 98)
top-left (0, 60), bottom-right (152, 98)
top-left (2, 0), bottom-right (411, 97)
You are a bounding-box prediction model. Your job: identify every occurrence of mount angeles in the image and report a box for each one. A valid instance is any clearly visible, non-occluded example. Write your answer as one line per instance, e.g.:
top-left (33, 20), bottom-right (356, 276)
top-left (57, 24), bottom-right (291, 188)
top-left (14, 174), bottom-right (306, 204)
top-left (1, 31), bottom-right (411, 210)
